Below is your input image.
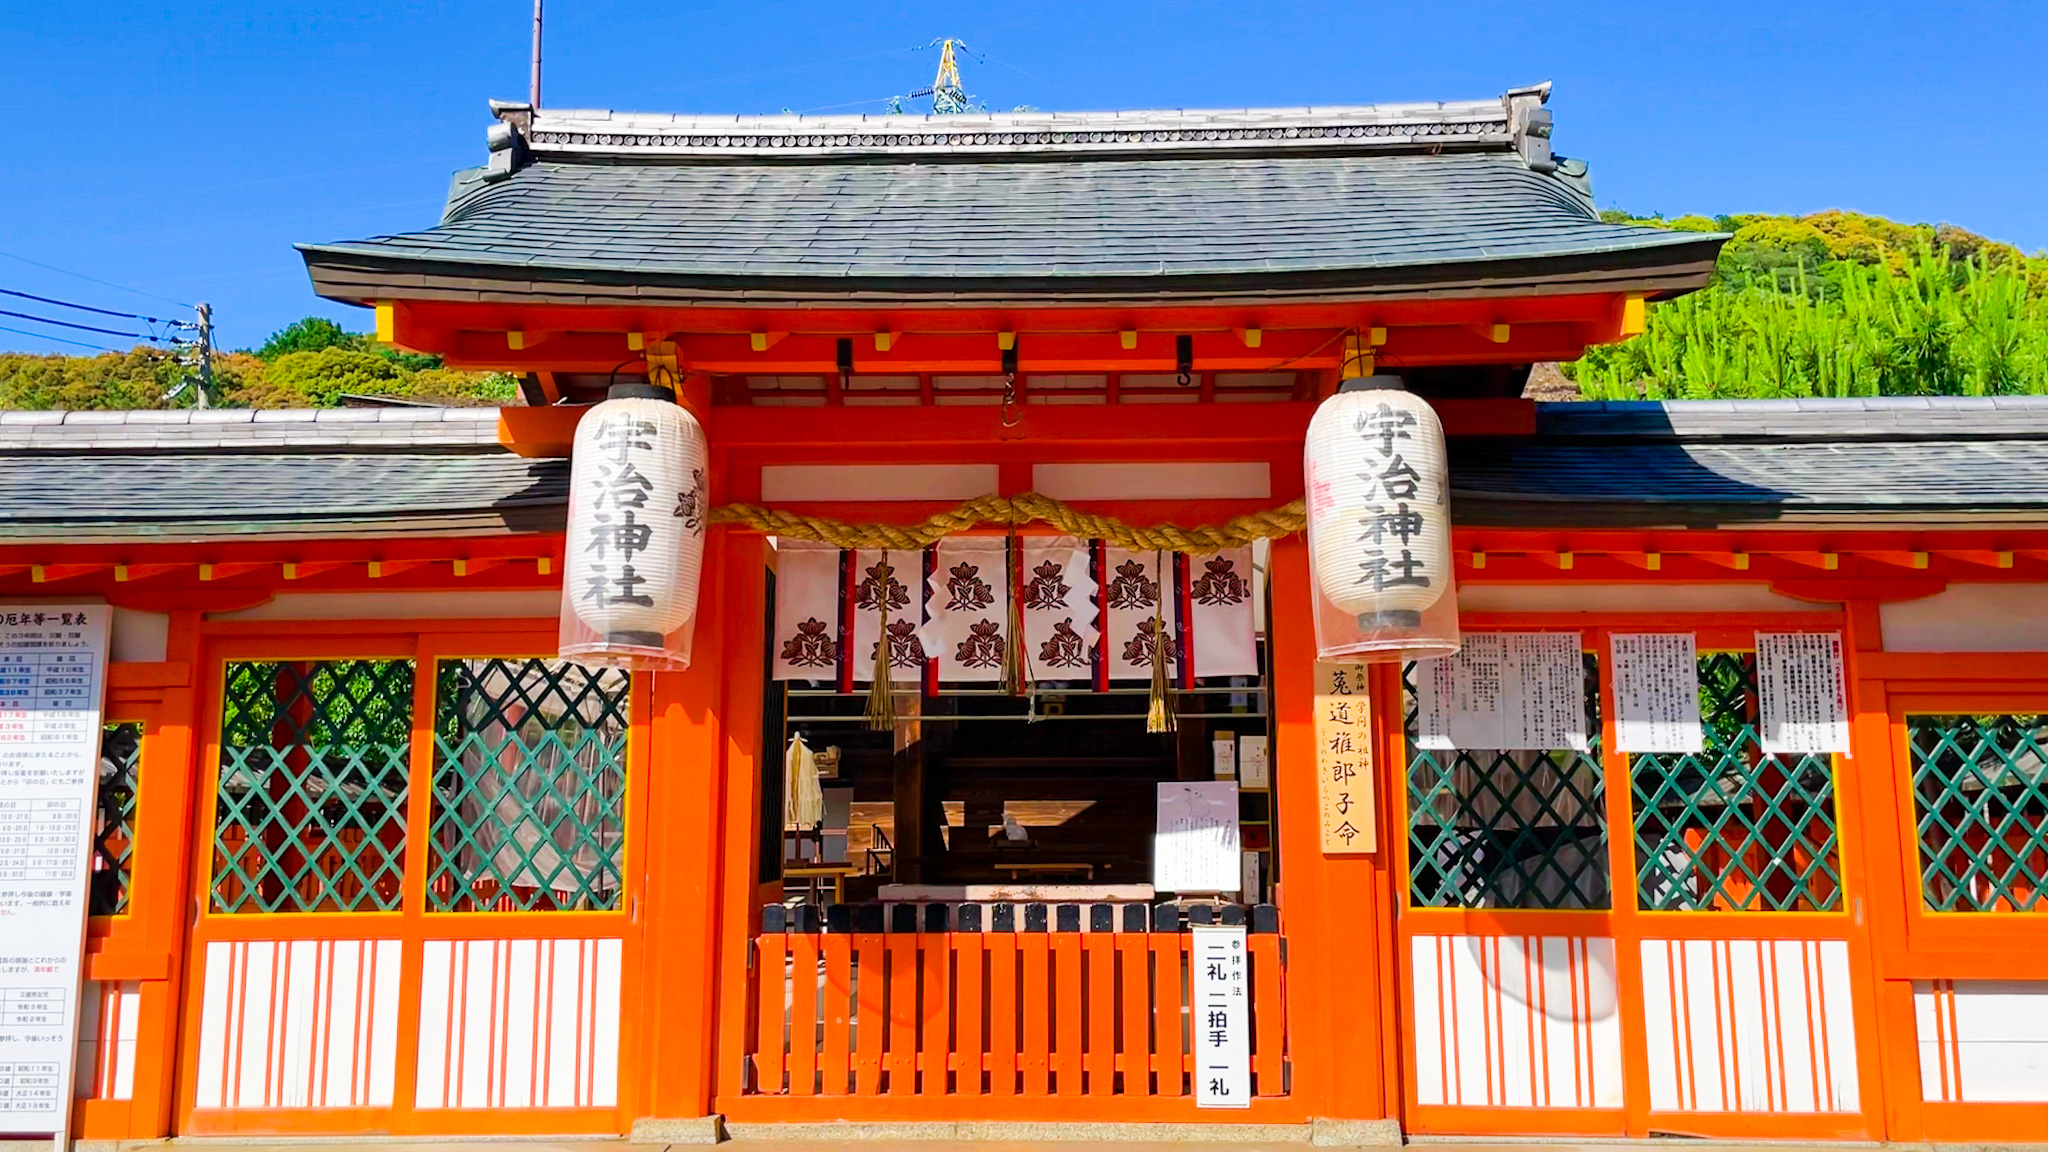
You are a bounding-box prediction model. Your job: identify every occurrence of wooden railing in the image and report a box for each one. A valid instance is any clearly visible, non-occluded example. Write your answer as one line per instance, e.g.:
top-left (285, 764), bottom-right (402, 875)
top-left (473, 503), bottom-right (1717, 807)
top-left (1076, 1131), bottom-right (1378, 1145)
top-left (745, 902), bottom-right (1288, 1099)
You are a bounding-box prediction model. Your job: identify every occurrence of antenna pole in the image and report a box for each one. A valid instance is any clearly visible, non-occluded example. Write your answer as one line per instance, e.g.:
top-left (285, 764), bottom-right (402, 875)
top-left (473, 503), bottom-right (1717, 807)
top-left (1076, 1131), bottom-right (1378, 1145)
top-left (529, 0), bottom-right (544, 108)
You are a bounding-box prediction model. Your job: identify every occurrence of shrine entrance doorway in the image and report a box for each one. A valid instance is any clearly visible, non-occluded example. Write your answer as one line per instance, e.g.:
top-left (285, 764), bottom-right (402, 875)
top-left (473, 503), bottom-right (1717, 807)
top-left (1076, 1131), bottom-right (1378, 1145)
top-left (729, 541), bottom-right (1297, 1118)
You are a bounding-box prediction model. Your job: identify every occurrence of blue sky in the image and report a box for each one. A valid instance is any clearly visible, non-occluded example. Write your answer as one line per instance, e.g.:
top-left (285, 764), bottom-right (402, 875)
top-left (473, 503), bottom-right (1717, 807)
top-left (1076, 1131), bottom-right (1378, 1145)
top-left (2, 0), bottom-right (2041, 354)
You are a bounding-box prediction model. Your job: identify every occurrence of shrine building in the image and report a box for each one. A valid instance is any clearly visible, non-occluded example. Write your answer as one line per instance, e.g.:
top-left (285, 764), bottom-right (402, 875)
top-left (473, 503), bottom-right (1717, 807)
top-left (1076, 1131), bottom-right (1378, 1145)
top-left (13, 83), bottom-right (2048, 1146)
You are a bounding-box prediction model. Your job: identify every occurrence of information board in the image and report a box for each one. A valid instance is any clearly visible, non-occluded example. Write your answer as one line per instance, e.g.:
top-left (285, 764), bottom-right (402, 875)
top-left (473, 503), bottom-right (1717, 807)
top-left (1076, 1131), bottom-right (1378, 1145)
top-left (1154, 781), bottom-right (1241, 894)
top-left (1756, 631), bottom-right (1851, 754)
top-left (1190, 923), bottom-right (1251, 1108)
top-left (1417, 632), bottom-right (1587, 751)
top-left (1314, 661), bottom-right (1374, 852)
top-left (1610, 633), bottom-right (1705, 753)
top-left (0, 604), bottom-right (108, 1136)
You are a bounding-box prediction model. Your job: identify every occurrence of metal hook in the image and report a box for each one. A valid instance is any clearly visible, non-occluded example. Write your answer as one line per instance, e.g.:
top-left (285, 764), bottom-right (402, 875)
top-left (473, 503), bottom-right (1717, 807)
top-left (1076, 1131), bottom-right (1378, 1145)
top-left (1000, 367), bottom-right (1022, 427)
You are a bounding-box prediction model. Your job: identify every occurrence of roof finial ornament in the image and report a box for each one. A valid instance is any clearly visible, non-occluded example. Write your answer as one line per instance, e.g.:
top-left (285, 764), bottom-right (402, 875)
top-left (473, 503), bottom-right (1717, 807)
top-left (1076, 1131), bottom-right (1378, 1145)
top-left (1505, 81), bottom-right (1556, 174)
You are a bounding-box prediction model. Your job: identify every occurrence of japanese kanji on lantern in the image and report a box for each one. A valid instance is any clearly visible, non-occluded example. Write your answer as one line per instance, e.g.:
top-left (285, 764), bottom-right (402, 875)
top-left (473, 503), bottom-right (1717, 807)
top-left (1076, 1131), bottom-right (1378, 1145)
top-left (1303, 376), bottom-right (1460, 662)
top-left (560, 381), bottom-right (709, 670)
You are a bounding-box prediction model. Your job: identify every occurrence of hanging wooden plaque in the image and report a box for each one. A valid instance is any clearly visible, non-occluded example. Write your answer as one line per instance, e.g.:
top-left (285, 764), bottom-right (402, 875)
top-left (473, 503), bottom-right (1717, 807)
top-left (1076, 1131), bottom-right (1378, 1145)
top-left (1314, 661), bottom-right (1375, 853)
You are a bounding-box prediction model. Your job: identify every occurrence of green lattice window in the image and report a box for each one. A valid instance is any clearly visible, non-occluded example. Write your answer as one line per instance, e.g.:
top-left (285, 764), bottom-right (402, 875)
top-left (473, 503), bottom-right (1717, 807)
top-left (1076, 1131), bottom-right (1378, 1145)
top-left (1910, 713), bottom-right (2048, 912)
top-left (1631, 653), bottom-right (1842, 912)
top-left (91, 722), bottom-right (140, 916)
top-left (1405, 656), bottom-right (1610, 909)
top-left (429, 659), bottom-right (629, 912)
top-left (211, 660), bottom-right (414, 913)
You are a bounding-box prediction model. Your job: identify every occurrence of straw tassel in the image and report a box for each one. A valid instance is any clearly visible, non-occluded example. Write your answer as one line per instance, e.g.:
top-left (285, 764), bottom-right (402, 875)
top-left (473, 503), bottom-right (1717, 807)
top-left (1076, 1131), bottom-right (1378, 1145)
top-left (864, 555), bottom-right (897, 732)
top-left (1146, 551), bottom-right (1176, 733)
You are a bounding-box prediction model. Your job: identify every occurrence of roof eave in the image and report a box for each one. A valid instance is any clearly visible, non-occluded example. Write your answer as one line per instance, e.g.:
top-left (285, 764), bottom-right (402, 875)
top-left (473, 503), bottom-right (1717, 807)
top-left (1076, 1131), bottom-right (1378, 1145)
top-left (299, 234), bottom-right (1727, 311)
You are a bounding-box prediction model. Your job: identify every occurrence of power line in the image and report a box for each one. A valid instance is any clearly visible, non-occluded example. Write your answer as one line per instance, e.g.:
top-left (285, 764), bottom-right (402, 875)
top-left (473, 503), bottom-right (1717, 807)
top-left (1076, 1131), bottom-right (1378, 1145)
top-left (0, 287), bottom-right (185, 328)
top-left (0, 247), bottom-right (190, 309)
top-left (0, 323), bottom-right (125, 353)
top-left (0, 307), bottom-right (156, 343)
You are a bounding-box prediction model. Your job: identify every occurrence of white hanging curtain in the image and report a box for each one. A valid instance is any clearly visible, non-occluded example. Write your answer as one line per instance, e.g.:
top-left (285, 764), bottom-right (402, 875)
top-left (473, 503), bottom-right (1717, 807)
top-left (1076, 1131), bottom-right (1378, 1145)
top-left (766, 537), bottom-right (1261, 690)
top-left (917, 538), bottom-right (1009, 682)
top-left (1103, 546), bottom-right (1177, 682)
top-left (772, 541), bottom-right (841, 681)
top-left (850, 548), bottom-right (924, 685)
top-left (1185, 546), bottom-right (1259, 678)
top-left (1018, 537), bottom-right (1097, 684)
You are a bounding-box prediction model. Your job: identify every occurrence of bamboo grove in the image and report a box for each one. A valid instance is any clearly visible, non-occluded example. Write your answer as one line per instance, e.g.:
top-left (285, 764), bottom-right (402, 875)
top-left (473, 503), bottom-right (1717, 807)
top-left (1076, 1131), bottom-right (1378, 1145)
top-left (1566, 213), bottom-right (2048, 400)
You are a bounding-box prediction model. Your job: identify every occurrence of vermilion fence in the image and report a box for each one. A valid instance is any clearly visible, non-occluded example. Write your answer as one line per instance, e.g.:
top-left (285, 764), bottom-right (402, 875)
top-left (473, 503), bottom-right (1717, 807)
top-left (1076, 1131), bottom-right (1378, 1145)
top-left (743, 903), bottom-right (1288, 1100)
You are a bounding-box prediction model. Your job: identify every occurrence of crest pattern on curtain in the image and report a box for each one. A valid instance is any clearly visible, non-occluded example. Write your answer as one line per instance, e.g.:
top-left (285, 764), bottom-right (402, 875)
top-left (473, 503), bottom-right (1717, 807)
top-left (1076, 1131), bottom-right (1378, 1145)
top-left (770, 537), bottom-right (1257, 687)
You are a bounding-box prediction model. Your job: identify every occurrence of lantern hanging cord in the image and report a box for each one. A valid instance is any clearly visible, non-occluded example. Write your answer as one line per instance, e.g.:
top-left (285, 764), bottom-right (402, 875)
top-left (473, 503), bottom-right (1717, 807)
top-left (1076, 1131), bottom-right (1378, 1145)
top-left (706, 491), bottom-right (1306, 554)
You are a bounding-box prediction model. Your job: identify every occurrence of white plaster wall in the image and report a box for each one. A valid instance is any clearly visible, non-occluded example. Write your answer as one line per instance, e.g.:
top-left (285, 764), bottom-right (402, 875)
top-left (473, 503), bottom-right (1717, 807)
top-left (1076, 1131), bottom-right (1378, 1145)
top-left (110, 607), bottom-right (168, 662)
top-left (1881, 583), bottom-right (2048, 651)
top-left (761, 464), bottom-right (999, 502)
top-left (1460, 583), bottom-right (1834, 614)
top-left (1032, 462), bottom-right (1271, 501)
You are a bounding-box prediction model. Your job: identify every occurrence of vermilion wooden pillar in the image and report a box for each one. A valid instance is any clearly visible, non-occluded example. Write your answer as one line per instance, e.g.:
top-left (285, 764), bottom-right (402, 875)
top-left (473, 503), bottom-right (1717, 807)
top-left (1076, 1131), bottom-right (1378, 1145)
top-left (711, 530), bottom-right (768, 1110)
top-left (77, 608), bottom-right (204, 1139)
top-left (1267, 536), bottom-right (1399, 1126)
top-left (638, 524), bottom-right (737, 1122)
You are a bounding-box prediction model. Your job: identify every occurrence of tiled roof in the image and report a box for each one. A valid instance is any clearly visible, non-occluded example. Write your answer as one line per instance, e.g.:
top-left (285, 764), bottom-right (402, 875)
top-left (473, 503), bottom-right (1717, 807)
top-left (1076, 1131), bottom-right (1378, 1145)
top-left (300, 85), bottom-right (1724, 306)
top-left (306, 152), bottom-right (1703, 286)
top-left (7, 398), bottom-right (2047, 541)
top-left (1534, 396), bottom-right (2048, 442)
top-left (1453, 399), bottom-right (2048, 527)
top-left (0, 407), bottom-right (502, 453)
top-left (0, 409), bottom-right (560, 541)
top-left (0, 452), bottom-right (565, 542)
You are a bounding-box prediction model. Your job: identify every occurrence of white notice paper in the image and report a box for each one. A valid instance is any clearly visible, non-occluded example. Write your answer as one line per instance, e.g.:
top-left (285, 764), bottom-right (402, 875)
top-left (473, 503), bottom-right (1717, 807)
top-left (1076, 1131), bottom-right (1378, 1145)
top-left (1154, 781), bottom-right (1241, 893)
top-left (1417, 632), bottom-right (1586, 751)
top-left (0, 605), bottom-right (108, 1135)
top-left (1191, 923), bottom-right (1251, 1108)
top-left (1611, 633), bottom-right (1704, 753)
top-left (1756, 631), bottom-right (1851, 754)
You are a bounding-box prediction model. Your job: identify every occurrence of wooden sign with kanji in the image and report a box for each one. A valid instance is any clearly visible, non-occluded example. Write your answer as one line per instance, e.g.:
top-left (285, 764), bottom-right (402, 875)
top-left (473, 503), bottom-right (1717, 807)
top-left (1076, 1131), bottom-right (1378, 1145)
top-left (1314, 661), bottom-right (1375, 853)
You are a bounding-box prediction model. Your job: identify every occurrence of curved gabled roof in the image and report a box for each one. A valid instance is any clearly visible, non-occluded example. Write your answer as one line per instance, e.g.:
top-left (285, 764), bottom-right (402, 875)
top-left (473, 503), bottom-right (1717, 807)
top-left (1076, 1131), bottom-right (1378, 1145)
top-left (299, 85), bottom-right (1725, 309)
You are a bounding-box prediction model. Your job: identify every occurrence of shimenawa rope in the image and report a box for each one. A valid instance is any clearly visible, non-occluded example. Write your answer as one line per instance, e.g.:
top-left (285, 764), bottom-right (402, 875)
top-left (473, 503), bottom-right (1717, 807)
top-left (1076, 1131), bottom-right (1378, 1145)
top-left (707, 491), bottom-right (1306, 554)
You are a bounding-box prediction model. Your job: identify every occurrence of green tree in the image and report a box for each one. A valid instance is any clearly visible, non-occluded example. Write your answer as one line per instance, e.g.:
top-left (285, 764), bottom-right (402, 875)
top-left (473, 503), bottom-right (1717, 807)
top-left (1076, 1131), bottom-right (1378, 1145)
top-left (0, 316), bottom-right (516, 410)
top-left (254, 317), bottom-right (359, 360)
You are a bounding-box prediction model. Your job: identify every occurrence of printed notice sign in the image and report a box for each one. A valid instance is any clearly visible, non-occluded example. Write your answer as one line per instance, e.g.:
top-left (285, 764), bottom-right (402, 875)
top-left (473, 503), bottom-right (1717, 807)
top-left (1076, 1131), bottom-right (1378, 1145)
top-left (1756, 631), bottom-right (1851, 754)
top-left (0, 604), bottom-right (109, 1135)
top-left (1154, 781), bottom-right (1241, 894)
top-left (1237, 736), bottom-right (1270, 790)
top-left (1191, 923), bottom-right (1251, 1108)
top-left (1611, 633), bottom-right (1704, 753)
top-left (1417, 632), bottom-right (1587, 752)
top-left (1314, 662), bottom-right (1374, 852)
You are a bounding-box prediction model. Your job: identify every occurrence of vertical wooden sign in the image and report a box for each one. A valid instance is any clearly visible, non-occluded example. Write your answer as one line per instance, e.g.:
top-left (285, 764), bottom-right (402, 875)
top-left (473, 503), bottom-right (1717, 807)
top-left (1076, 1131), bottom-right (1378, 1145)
top-left (1314, 661), bottom-right (1375, 852)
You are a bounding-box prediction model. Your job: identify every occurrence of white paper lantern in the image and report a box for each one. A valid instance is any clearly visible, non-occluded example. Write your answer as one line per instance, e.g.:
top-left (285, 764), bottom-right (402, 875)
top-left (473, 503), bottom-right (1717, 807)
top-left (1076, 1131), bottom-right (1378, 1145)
top-left (561, 386), bottom-right (708, 669)
top-left (1304, 378), bottom-right (1453, 632)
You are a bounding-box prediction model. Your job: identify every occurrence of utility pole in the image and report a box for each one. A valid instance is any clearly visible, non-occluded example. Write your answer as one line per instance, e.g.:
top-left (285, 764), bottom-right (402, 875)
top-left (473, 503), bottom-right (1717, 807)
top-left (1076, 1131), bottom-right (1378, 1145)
top-left (530, 0), bottom-right (543, 108)
top-left (193, 302), bottom-right (214, 410)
